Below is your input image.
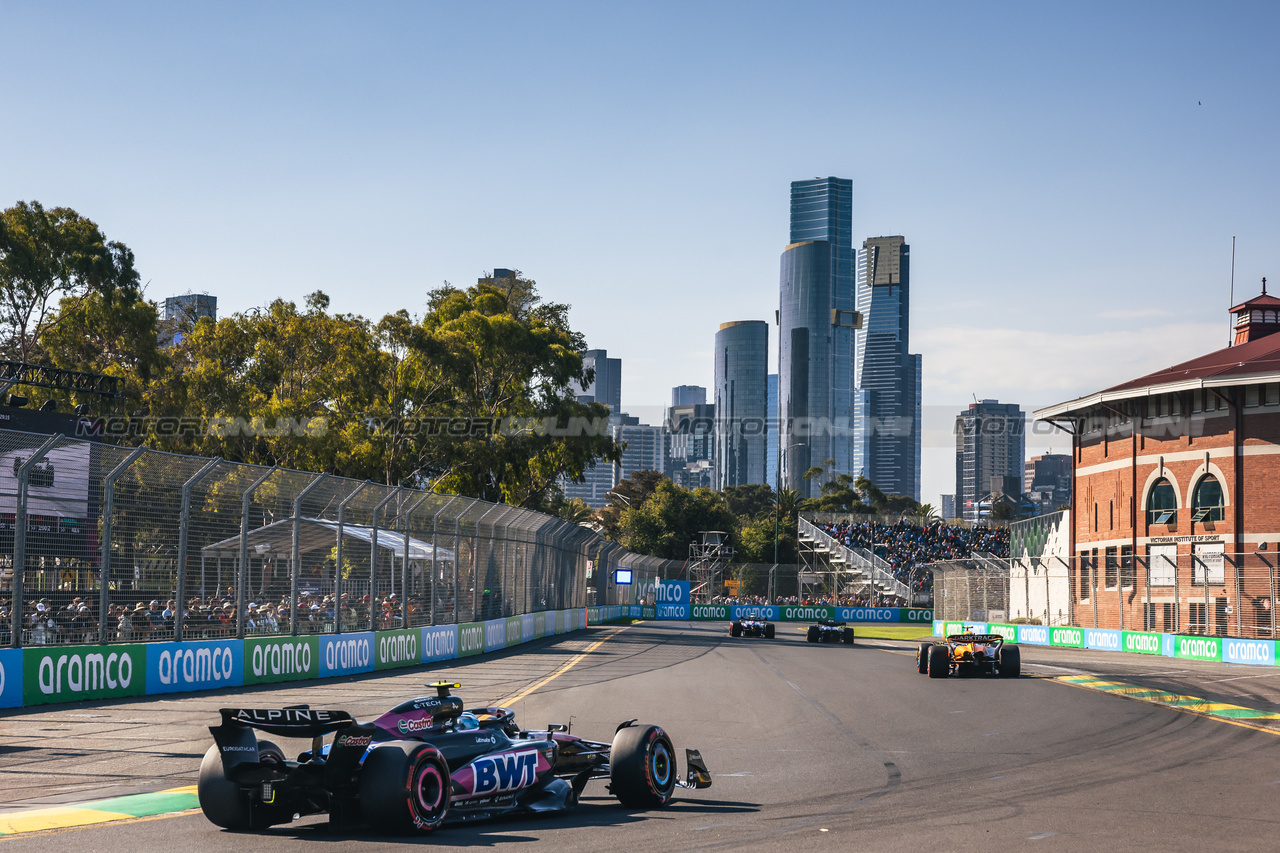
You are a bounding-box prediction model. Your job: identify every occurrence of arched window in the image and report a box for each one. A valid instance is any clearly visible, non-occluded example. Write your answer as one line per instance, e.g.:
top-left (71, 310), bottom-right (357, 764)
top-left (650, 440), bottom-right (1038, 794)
top-left (1147, 478), bottom-right (1176, 525)
top-left (1192, 476), bottom-right (1224, 523)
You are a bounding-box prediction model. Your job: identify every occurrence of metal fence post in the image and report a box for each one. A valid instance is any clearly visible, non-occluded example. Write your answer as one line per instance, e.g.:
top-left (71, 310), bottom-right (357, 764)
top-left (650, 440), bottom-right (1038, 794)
top-left (429, 496), bottom-right (458, 626)
top-left (401, 494), bottom-right (431, 628)
top-left (238, 466), bottom-right (278, 639)
top-left (99, 446), bottom-right (148, 645)
top-left (10, 435), bottom-right (60, 648)
top-left (334, 481), bottom-right (372, 635)
top-left (177, 458), bottom-right (222, 641)
top-left (290, 473), bottom-right (328, 637)
top-left (369, 487), bottom-right (403, 626)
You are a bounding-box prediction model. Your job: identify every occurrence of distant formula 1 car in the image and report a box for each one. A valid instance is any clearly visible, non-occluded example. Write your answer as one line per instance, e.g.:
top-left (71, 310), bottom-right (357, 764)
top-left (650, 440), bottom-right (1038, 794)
top-left (806, 620), bottom-right (855, 644)
top-left (917, 630), bottom-right (1020, 678)
top-left (198, 682), bottom-right (711, 834)
top-left (729, 618), bottom-right (775, 638)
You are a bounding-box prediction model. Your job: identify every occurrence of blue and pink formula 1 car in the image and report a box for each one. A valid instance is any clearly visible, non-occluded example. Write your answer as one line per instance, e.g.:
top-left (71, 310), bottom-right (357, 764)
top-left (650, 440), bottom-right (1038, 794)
top-left (198, 682), bottom-right (711, 834)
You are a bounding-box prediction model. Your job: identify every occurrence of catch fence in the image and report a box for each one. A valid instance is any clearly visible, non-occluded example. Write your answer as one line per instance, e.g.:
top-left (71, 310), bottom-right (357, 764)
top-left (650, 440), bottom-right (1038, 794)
top-left (0, 428), bottom-right (677, 648)
top-left (932, 550), bottom-right (1280, 639)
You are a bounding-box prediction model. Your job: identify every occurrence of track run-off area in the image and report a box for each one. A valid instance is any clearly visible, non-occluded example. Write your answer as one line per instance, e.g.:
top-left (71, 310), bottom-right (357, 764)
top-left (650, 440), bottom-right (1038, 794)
top-left (4, 621), bottom-right (1280, 852)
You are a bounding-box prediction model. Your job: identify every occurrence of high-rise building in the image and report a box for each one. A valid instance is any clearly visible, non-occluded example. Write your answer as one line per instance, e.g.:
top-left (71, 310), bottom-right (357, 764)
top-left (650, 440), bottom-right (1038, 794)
top-left (778, 177), bottom-right (858, 498)
top-left (671, 386), bottom-right (706, 407)
top-left (714, 321), bottom-right (768, 489)
top-left (853, 236), bottom-right (922, 500)
top-left (563, 411), bottom-right (666, 508)
top-left (577, 349), bottom-right (621, 411)
top-left (955, 400), bottom-right (1026, 522)
top-left (940, 494), bottom-right (956, 520)
top-left (1024, 453), bottom-right (1072, 514)
top-left (766, 373), bottom-right (778, 490)
top-left (666, 402), bottom-right (715, 489)
top-left (159, 293), bottom-right (217, 347)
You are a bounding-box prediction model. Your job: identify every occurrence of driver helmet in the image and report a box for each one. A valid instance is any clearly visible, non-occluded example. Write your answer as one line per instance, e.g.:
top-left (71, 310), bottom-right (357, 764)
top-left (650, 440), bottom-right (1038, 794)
top-left (456, 712), bottom-right (480, 731)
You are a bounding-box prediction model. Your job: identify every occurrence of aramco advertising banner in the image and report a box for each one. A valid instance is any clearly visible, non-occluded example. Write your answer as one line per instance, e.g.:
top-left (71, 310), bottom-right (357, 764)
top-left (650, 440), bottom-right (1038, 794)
top-left (669, 602), bottom-right (933, 623)
top-left (654, 581), bottom-right (690, 620)
top-left (0, 649), bottom-right (22, 708)
top-left (24, 644), bottom-right (147, 705)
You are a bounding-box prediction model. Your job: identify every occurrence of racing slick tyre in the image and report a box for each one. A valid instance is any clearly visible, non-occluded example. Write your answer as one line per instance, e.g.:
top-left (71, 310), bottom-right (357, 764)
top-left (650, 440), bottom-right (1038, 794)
top-left (729, 621), bottom-right (742, 637)
top-left (842, 627), bottom-right (855, 645)
top-left (916, 642), bottom-right (932, 674)
top-left (764, 623), bottom-right (775, 639)
top-left (927, 643), bottom-right (951, 678)
top-left (997, 643), bottom-right (1022, 678)
top-left (359, 741), bottom-right (451, 834)
top-left (610, 724), bottom-right (677, 809)
top-left (806, 625), bottom-right (819, 643)
top-left (198, 740), bottom-right (289, 830)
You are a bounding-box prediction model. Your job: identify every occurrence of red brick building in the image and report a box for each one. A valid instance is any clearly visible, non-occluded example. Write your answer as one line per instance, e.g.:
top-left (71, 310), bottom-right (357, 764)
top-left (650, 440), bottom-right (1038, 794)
top-left (1035, 286), bottom-right (1280, 637)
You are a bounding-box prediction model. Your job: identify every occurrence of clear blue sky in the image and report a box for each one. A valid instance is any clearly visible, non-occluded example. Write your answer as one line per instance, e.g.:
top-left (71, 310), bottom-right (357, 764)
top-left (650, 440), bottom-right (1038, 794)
top-left (4, 1), bottom-right (1279, 506)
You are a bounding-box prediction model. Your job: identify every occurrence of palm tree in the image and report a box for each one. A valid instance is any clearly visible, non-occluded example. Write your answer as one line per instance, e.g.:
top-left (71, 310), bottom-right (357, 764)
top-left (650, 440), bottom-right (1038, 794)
top-left (558, 498), bottom-right (596, 525)
top-left (912, 503), bottom-right (942, 524)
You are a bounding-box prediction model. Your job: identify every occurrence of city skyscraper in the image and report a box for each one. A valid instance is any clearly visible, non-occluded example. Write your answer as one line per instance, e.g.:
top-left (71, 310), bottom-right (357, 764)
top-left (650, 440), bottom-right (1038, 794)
top-left (577, 349), bottom-right (621, 411)
top-left (713, 321), bottom-right (768, 489)
top-left (671, 385), bottom-right (706, 406)
top-left (778, 177), bottom-right (858, 498)
top-left (955, 400), bottom-right (1026, 522)
top-left (853, 236), bottom-right (922, 500)
top-left (766, 373), bottom-right (778, 490)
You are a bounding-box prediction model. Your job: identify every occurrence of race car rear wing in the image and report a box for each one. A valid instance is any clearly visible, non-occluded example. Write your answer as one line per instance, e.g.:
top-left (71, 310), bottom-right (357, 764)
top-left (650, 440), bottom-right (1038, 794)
top-left (946, 633), bottom-right (1006, 644)
top-left (218, 707), bottom-right (357, 737)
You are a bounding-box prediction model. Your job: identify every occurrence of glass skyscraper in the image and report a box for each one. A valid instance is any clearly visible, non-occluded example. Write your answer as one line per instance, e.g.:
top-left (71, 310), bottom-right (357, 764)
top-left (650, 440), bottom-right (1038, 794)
top-left (714, 321), bottom-right (768, 488)
top-left (778, 177), bottom-right (857, 497)
top-left (853, 236), bottom-right (922, 500)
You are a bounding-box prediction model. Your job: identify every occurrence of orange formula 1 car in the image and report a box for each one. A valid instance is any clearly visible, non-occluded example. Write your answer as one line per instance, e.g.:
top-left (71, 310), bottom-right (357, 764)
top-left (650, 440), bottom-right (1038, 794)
top-left (916, 630), bottom-right (1020, 679)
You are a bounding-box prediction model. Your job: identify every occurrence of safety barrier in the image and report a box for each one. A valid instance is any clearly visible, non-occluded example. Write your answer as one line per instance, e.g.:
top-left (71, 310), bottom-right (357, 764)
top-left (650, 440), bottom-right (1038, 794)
top-left (1, 608), bottom-right (590, 709)
top-left (931, 620), bottom-right (1279, 667)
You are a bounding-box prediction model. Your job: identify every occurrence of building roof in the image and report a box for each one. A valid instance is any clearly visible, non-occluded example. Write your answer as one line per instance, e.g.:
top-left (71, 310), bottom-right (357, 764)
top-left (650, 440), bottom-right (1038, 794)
top-left (1035, 330), bottom-right (1280, 420)
top-left (1229, 293), bottom-right (1280, 313)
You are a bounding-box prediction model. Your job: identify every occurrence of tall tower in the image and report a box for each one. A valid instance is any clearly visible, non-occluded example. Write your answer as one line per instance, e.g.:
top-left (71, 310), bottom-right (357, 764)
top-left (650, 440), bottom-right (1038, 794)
top-left (578, 349), bottom-right (621, 411)
top-left (853, 236), bottom-right (922, 500)
top-left (714, 321), bottom-right (768, 489)
top-left (778, 177), bottom-right (858, 497)
top-left (955, 400), bottom-right (1025, 522)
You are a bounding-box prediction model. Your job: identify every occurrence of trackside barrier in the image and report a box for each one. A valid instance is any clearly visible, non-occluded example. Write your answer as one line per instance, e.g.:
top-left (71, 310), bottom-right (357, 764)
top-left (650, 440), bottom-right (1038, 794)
top-left (930, 620), bottom-right (1280, 667)
top-left (1, 607), bottom-right (595, 710)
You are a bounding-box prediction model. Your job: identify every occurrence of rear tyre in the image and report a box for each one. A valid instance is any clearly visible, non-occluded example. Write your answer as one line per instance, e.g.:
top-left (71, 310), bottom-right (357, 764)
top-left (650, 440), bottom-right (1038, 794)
top-left (806, 626), bottom-right (819, 643)
top-left (998, 644), bottom-right (1021, 678)
top-left (916, 642), bottom-right (932, 674)
top-left (610, 724), bottom-right (677, 808)
top-left (763, 623), bottom-right (775, 639)
top-left (729, 621), bottom-right (742, 637)
top-left (842, 627), bottom-right (855, 645)
top-left (359, 741), bottom-right (451, 834)
top-left (927, 644), bottom-right (950, 678)
top-left (198, 740), bottom-right (289, 831)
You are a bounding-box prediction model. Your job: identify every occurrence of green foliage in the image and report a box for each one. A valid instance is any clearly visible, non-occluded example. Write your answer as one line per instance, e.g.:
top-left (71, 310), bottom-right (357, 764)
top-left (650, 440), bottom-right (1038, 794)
top-left (616, 480), bottom-right (736, 561)
top-left (0, 201), bottom-right (139, 364)
top-left (723, 483), bottom-right (774, 520)
top-left (598, 470), bottom-right (666, 541)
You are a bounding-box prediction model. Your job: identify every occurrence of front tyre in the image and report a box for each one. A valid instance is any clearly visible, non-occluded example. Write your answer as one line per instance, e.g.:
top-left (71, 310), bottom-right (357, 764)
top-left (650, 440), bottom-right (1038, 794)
top-left (916, 642), bottom-right (932, 674)
top-left (359, 742), bottom-right (451, 833)
top-left (842, 627), bottom-right (855, 645)
top-left (729, 621), bottom-right (742, 637)
top-left (763, 623), bottom-right (775, 639)
top-left (806, 626), bottom-right (819, 643)
top-left (610, 724), bottom-right (677, 808)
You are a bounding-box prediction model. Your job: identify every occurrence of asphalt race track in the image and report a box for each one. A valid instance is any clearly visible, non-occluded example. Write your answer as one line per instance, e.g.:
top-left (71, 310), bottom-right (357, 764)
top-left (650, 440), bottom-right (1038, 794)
top-left (4, 621), bottom-right (1280, 852)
